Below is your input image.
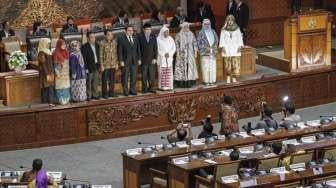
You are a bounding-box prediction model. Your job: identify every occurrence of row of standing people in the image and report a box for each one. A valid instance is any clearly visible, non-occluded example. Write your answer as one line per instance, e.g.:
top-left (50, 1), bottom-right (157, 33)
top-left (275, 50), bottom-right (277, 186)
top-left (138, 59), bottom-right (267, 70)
top-left (37, 14), bottom-right (244, 105)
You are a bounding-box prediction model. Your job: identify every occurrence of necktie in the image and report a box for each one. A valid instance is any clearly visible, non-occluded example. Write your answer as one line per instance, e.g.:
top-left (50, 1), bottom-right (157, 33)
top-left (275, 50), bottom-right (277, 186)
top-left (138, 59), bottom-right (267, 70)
top-left (128, 36), bottom-right (133, 45)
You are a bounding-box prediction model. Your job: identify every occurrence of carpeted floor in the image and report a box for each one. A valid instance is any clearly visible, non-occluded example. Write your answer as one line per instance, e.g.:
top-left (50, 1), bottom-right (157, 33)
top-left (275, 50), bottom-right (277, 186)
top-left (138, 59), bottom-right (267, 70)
top-left (0, 102), bottom-right (335, 188)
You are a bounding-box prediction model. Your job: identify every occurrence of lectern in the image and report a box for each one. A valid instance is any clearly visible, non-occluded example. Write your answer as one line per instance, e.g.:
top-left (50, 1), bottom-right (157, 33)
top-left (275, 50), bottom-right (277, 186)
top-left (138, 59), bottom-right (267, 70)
top-left (284, 10), bottom-right (332, 72)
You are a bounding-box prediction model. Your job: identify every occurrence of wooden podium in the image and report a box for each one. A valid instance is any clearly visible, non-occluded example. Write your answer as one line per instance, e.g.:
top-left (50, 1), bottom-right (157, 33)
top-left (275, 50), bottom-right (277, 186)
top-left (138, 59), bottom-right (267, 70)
top-left (284, 10), bottom-right (332, 72)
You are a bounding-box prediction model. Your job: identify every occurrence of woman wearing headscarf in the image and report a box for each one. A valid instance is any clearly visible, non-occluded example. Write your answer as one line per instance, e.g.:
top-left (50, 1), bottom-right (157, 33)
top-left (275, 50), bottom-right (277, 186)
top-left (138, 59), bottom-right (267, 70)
top-left (196, 19), bottom-right (219, 86)
top-left (157, 25), bottom-right (176, 91)
top-left (69, 41), bottom-right (87, 102)
top-left (37, 38), bottom-right (55, 106)
top-left (174, 22), bottom-right (198, 88)
top-left (219, 15), bottom-right (244, 84)
top-left (53, 39), bottom-right (70, 105)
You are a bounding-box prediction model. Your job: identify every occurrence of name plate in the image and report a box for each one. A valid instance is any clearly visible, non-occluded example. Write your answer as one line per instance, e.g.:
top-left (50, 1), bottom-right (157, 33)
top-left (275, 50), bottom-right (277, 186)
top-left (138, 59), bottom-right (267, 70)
top-left (217, 135), bottom-right (226, 140)
top-left (221, 175), bottom-right (239, 184)
top-left (47, 171), bottom-right (63, 182)
top-left (270, 167), bottom-right (287, 174)
top-left (176, 141), bottom-right (189, 148)
top-left (240, 178), bottom-right (257, 188)
top-left (237, 131), bottom-right (250, 138)
top-left (91, 185), bottom-right (112, 188)
top-left (306, 120), bottom-right (321, 127)
top-left (290, 163), bottom-right (306, 171)
top-left (172, 156), bottom-right (189, 165)
top-left (301, 136), bottom-right (316, 144)
top-left (297, 122), bottom-right (307, 129)
top-left (191, 138), bottom-right (205, 146)
top-left (282, 139), bottom-right (299, 146)
top-left (126, 148), bottom-right (142, 156)
top-left (251, 129), bottom-right (265, 136)
top-left (239, 146), bottom-right (254, 154)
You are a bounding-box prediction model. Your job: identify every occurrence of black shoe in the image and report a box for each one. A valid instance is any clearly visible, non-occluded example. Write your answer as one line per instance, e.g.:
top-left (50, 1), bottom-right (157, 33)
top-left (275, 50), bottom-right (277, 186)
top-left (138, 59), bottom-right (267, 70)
top-left (149, 89), bottom-right (156, 93)
top-left (129, 92), bottom-right (137, 95)
top-left (109, 93), bottom-right (115, 98)
top-left (103, 95), bottom-right (109, 99)
top-left (123, 93), bottom-right (128, 96)
top-left (93, 97), bottom-right (101, 100)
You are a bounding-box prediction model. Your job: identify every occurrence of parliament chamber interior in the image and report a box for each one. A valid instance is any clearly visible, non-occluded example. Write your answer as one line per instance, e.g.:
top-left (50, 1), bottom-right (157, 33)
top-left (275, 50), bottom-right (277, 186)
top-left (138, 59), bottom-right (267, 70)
top-left (0, 0), bottom-right (336, 188)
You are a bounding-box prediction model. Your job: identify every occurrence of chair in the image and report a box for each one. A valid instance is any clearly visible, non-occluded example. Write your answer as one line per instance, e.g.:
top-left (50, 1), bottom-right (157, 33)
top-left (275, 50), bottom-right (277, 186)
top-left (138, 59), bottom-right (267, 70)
top-left (292, 151), bottom-right (313, 164)
top-left (274, 181), bottom-right (301, 188)
top-left (1, 37), bottom-right (22, 72)
top-left (26, 34), bottom-right (51, 61)
top-left (150, 168), bottom-right (167, 188)
top-left (195, 175), bottom-right (212, 188)
top-left (257, 156), bottom-right (280, 171)
top-left (323, 147), bottom-right (336, 161)
top-left (62, 31), bottom-right (84, 46)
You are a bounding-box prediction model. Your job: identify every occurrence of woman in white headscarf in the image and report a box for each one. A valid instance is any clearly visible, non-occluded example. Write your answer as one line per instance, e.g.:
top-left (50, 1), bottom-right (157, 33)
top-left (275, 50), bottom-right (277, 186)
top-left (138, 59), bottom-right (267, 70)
top-left (157, 25), bottom-right (176, 91)
top-left (196, 19), bottom-right (218, 86)
top-left (219, 15), bottom-right (244, 84)
top-left (174, 22), bottom-right (198, 88)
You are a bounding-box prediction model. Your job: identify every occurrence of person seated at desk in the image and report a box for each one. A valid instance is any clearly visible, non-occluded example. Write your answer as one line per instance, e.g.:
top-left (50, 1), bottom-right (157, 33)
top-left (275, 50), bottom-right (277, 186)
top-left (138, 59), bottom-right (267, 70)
top-left (256, 103), bottom-right (279, 132)
top-left (271, 142), bottom-right (296, 169)
top-left (280, 101), bottom-right (302, 128)
top-left (149, 9), bottom-right (165, 25)
top-left (112, 10), bottom-right (129, 28)
top-left (61, 16), bottom-right (79, 33)
top-left (33, 21), bottom-right (48, 37)
top-left (20, 158), bottom-right (57, 188)
top-left (170, 7), bottom-right (188, 29)
top-left (198, 115), bottom-right (217, 139)
top-left (0, 20), bottom-right (15, 41)
top-left (166, 122), bottom-right (193, 143)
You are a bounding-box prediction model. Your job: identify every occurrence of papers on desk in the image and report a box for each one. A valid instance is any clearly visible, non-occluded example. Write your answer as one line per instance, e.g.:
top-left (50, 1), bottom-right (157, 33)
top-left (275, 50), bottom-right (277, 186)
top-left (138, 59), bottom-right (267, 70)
top-left (204, 159), bottom-right (217, 164)
top-left (217, 135), bottom-right (226, 140)
top-left (172, 156), bottom-right (189, 165)
top-left (282, 139), bottom-right (300, 146)
top-left (47, 171), bottom-right (63, 182)
top-left (7, 186), bottom-right (27, 188)
top-left (290, 163), bottom-right (306, 172)
top-left (126, 148), bottom-right (142, 156)
top-left (237, 131), bottom-right (251, 138)
top-left (312, 167), bottom-right (323, 175)
top-left (176, 141), bottom-right (189, 148)
top-left (251, 129), bottom-right (266, 136)
top-left (306, 120), bottom-right (321, 127)
top-left (217, 149), bottom-right (233, 156)
top-left (240, 177), bottom-right (257, 188)
top-left (190, 138), bottom-right (205, 146)
top-left (297, 122), bottom-right (308, 129)
top-left (301, 136), bottom-right (316, 144)
top-left (221, 175), bottom-right (239, 184)
top-left (239, 146), bottom-right (254, 154)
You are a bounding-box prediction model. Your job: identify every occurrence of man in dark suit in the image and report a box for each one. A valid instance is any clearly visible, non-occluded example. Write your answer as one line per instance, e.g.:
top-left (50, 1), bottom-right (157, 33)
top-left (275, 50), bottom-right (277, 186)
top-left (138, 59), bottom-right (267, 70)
top-left (118, 25), bottom-right (141, 96)
top-left (226, 0), bottom-right (236, 16)
top-left (196, 1), bottom-right (216, 29)
top-left (138, 23), bottom-right (158, 93)
top-left (81, 32), bottom-right (100, 100)
top-left (112, 10), bottom-right (129, 29)
top-left (0, 21), bottom-right (15, 41)
top-left (61, 16), bottom-right (79, 33)
top-left (170, 7), bottom-right (189, 29)
top-left (234, 0), bottom-right (249, 42)
top-left (291, 0), bottom-right (301, 14)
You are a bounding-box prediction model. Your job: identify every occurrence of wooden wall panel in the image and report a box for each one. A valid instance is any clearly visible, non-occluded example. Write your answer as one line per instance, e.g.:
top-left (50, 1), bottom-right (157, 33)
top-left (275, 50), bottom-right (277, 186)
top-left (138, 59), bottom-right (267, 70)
top-left (0, 68), bottom-right (335, 151)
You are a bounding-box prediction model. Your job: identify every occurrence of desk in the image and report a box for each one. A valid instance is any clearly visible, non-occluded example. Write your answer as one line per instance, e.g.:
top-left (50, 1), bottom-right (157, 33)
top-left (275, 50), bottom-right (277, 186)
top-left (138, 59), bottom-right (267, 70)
top-left (122, 122), bottom-right (336, 188)
top-left (0, 69), bottom-right (40, 106)
top-left (217, 163), bottom-right (336, 188)
top-left (168, 137), bottom-right (336, 188)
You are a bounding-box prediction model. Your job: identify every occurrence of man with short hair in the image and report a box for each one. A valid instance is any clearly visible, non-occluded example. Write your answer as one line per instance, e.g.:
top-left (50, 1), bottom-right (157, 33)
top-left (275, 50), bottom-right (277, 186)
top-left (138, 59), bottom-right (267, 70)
top-left (167, 123), bottom-right (193, 143)
top-left (0, 21), bottom-right (15, 41)
top-left (112, 10), bottom-right (129, 28)
top-left (100, 30), bottom-right (118, 98)
top-left (138, 23), bottom-right (158, 93)
top-left (280, 101), bottom-right (302, 128)
top-left (62, 16), bottom-right (78, 33)
top-left (118, 25), bottom-right (141, 96)
top-left (81, 32), bottom-right (100, 100)
top-left (256, 103), bottom-right (279, 131)
top-left (220, 96), bottom-right (239, 135)
top-left (170, 7), bottom-right (188, 29)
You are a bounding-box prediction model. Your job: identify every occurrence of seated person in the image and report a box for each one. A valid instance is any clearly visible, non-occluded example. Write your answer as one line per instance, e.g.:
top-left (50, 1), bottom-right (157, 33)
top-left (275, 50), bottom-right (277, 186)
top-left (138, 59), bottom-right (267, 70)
top-left (112, 10), bottom-right (129, 28)
top-left (150, 9), bottom-right (165, 25)
top-left (230, 149), bottom-right (240, 161)
top-left (256, 103), bottom-right (279, 132)
top-left (61, 16), bottom-right (79, 33)
top-left (32, 21), bottom-right (48, 36)
top-left (0, 20), bottom-right (15, 41)
top-left (170, 7), bottom-right (188, 29)
top-left (20, 159), bottom-right (57, 188)
top-left (278, 144), bottom-right (296, 169)
top-left (280, 101), bottom-right (302, 128)
top-left (167, 122), bottom-right (193, 143)
top-left (198, 117), bottom-right (217, 139)
top-left (271, 142), bottom-right (283, 155)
